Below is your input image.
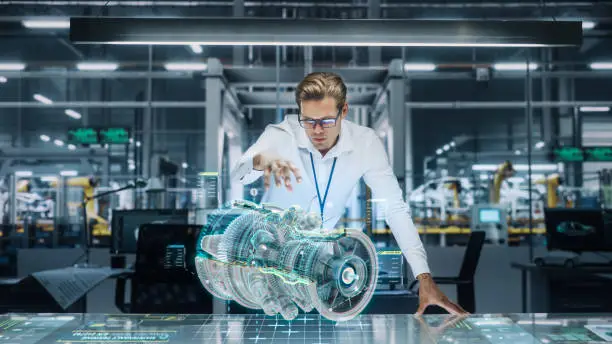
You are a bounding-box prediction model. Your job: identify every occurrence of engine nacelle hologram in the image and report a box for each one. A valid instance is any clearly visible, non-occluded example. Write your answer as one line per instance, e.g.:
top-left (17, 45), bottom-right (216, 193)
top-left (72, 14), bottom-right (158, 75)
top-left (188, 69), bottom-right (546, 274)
top-left (195, 200), bottom-right (379, 321)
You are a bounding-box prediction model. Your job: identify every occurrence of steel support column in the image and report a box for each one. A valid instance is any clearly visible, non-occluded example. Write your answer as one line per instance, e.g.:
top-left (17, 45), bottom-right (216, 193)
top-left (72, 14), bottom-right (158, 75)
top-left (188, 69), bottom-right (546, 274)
top-left (233, 0), bottom-right (245, 66)
top-left (387, 59), bottom-right (413, 193)
top-left (541, 48), bottom-right (554, 143)
top-left (142, 45), bottom-right (154, 181)
top-left (368, 0), bottom-right (381, 66)
top-left (204, 58), bottom-right (225, 174)
top-left (557, 71), bottom-right (582, 187)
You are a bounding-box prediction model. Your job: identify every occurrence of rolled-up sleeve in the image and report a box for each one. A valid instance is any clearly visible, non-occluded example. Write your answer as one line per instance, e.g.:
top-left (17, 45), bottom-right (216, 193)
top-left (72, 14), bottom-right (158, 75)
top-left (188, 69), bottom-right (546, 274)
top-left (230, 126), bottom-right (278, 185)
top-left (362, 132), bottom-right (431, 278)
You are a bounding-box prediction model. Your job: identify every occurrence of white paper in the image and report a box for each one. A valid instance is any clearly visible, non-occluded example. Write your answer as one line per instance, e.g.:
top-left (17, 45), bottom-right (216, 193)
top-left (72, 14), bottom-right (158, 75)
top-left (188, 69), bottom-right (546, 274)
top-left (31, 267), bottom-right (129, 310)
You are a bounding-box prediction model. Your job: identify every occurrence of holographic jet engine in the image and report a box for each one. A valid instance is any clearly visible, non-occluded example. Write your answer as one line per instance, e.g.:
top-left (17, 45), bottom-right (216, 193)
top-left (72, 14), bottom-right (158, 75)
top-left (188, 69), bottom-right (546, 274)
top-left (195, 200), bottom-right (379, 321)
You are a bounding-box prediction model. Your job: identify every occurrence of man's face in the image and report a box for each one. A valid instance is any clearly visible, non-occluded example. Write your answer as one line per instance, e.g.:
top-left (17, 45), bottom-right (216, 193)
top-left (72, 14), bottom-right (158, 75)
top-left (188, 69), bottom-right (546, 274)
top-left (299, 96), bottom-right (348, 152)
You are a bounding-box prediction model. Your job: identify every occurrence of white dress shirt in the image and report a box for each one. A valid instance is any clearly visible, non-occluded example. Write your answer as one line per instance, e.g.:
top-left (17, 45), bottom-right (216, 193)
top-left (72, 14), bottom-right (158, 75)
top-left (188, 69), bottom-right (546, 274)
top-left (230, 115), bottom-right (430, 278)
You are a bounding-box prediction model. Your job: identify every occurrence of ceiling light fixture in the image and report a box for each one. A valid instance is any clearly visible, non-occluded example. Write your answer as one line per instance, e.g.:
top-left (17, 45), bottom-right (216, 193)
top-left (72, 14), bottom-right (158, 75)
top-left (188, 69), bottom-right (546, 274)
top-left (0, 63), bottom-right (26, 71)
top-left (164, 62), bottom-right (208, 71)
top-left (579, 106), bottom-right (610, 112)
top-left (76, 62), bottom-right (119, 71)
top-left (33, 94), bottom-right (53, 104)
top-left (22, 19), bottom-right (70, 29)
top-left (589, 62), bottom-right (612, 70)
top-left (582, 21), bottom-right (596, 30)
top-left (493, 62), bottom-right (539, 71)
top-left (190, 44), bottom-right (203, 54)
top-left (404, 63), bottom-right (436, 71)
top-left (65, 109), bottom-right (82, 119)
top-left (69, 18), bottom-right (582, 47)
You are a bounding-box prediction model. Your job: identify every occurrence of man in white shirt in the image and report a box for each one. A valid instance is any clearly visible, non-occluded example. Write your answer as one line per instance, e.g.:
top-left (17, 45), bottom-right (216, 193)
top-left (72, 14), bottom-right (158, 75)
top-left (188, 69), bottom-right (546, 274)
top-left (231, 72), bottom-right (466, 315)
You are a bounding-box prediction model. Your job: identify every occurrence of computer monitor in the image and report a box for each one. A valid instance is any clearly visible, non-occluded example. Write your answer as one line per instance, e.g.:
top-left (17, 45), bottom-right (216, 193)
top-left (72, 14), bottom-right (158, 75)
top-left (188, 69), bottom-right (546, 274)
top-left (544, 208), bottom-right (612, 252)
top-left (135, 224), bottom-right (202, 278)
top-left (111, 209), bottom-right (189, 254)
top-left (478, 208), bottom-right (502, 223)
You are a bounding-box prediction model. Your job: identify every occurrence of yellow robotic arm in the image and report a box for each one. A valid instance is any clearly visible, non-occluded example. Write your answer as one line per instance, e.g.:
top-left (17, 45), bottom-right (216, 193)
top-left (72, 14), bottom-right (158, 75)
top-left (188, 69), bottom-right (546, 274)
top-left (65, 176), bottom-right (108, 227)
top-left (535, 174), bottom-right (562, 208)
top-left (490, 161), bottom-right (515, 204)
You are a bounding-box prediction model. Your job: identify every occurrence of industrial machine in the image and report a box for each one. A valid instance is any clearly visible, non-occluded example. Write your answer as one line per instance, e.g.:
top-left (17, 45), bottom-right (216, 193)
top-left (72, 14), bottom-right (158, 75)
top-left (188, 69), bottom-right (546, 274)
top-left (470, 204), bottom-right (508, 244)
top-left (195, 200), bottom-right (379, 321)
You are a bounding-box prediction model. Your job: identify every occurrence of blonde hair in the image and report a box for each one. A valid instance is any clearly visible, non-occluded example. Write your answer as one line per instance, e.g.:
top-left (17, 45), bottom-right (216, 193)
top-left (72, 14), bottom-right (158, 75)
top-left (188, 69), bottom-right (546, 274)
top-left (295, 72), bottom-right (347, 110)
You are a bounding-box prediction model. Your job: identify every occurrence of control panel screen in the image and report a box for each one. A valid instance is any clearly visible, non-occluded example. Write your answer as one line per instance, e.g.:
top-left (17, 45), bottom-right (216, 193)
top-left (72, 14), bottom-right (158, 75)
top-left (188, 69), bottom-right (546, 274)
top-left (479, 209), bottom-right (501, 223)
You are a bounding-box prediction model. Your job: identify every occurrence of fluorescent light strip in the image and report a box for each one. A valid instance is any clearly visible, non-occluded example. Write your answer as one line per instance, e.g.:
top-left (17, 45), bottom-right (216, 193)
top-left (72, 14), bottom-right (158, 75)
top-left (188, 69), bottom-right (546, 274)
top-left (472, 164), bottom-right (558, 172)
top-left (15, 171), bottom-right (33, 177)
top-left (110, 41), bottom-right (549, 47)
top-left (404, 63), bottom-right (436, 71)
top-left (164, 62), bottom-right (208, 71)
top-left (493, 62), bottom-right (539, 71)
top-left (189, 44), bottom-right (203, 54)
top-left (64, 109), bottom-right (82, 119)
top-left (60, 170), bottom-right (78, 177)
top-left (22, 19), bottom-right (70, 29)
top-left (580, 106), bottom-right (610, 112)
top-left (33, 93), bottom-right (53, 104)
top-left (582, 21), bottom-right (596, 30)
top-left (76, 62), bottom-right (119, 71)
top-left (0, 63), bottom-right (26, 71)
top-left (589, 62), bottom-right (612, 70)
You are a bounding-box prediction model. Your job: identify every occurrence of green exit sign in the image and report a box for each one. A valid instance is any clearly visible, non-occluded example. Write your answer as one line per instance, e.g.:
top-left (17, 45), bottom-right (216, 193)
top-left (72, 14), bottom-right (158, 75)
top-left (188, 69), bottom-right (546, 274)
top-left (553, 147), bottom-right (584, 162)
top-left (68, 127), bottom-right (130, 145)
top-left (100, 128), bottom-right (129, 144)
top-left (68, 128), bottom-right (98, 145)
top-left (553, 146), bottom-right (612, 162)
top-left (585, 147), bottom-right (612, 161)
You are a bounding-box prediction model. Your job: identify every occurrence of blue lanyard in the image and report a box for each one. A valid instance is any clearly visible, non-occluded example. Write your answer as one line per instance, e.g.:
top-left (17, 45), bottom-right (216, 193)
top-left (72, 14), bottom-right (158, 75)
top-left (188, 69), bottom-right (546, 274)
top-left (310, 152), bottom-right (337, 226)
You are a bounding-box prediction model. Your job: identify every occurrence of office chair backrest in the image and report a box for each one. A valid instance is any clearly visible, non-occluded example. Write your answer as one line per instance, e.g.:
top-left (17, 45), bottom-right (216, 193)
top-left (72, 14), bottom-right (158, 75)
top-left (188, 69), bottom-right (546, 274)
top-left (458, 231), bottom-right (486, 280)
top-left (131, 224), bottom-right (212, 314)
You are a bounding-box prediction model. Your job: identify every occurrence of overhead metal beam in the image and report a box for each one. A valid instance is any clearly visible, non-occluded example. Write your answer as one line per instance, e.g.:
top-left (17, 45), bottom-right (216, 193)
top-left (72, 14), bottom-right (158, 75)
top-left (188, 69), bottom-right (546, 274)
top-left (236, 91), bottom-right (376, 109)
top-left (3, 69), bottom-right (612, 82)
top-left (0, 101), bottom-right (207, 108)
top-left (6, 1), bottom-right (607, 8)
top-left (0, 71), bottom-right (203, 79)
top-left (405, 101), bottom-right (612, 109)
top-left (403, 70), bottom-right (612, 80)
top-left (0, 147), bottom-right (110, 159)
top-left (69, 17), bottom-right (582, 47)
top-left (225, 66), bottom-right (386, 86)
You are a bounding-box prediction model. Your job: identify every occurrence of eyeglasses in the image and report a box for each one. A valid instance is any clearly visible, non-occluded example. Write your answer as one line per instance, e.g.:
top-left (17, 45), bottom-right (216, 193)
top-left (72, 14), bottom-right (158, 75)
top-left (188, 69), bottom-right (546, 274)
top-left (298, 109), bottom-right (341, 129)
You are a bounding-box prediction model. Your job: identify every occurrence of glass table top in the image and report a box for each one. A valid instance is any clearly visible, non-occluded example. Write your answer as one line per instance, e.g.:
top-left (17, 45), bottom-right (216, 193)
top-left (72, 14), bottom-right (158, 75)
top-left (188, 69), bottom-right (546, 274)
top-left (1, 313), bottom-right (611, 344)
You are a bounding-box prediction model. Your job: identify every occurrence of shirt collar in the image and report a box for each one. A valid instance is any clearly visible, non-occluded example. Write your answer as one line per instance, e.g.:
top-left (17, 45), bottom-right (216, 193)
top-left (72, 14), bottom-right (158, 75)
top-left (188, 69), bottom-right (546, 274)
top-left (290, 115), bottom-right (354, 158)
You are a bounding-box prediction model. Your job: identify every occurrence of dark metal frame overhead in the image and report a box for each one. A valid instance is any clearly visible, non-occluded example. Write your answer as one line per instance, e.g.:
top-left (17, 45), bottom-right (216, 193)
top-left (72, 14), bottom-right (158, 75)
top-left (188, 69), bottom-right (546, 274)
top-left (69, 17), bottom-right (583, 47)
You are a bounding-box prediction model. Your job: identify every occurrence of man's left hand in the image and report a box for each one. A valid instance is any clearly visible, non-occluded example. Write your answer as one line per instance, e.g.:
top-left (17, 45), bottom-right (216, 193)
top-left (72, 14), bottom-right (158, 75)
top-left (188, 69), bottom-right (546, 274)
top-left (415, 274), bottom-right (468, 315)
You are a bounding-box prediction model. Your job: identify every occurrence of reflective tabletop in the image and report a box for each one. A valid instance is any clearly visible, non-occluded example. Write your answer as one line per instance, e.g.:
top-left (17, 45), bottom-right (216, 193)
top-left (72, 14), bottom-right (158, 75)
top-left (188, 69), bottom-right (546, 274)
top-left (1, 313), bottom-right (612, 343)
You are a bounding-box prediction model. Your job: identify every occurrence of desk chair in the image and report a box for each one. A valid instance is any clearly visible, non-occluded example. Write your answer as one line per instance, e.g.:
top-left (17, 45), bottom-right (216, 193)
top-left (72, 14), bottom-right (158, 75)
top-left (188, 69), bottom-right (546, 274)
top-left (115, 224), bottom-right (213, 314)
top-left (410, 231), bottom-right (486, 313)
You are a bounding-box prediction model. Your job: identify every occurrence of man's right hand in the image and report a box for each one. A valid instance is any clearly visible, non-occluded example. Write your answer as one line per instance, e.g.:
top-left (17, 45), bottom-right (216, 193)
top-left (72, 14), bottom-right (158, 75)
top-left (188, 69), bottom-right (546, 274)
top-left (253, 153), bottom-right (303, 191)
